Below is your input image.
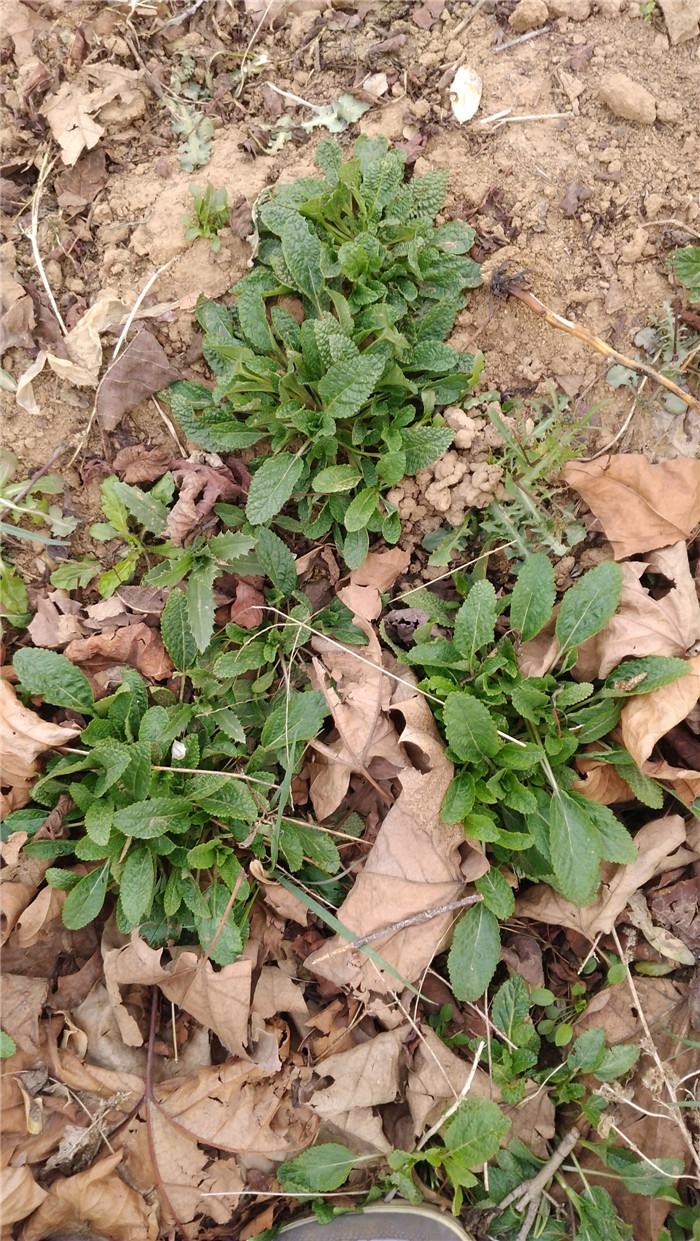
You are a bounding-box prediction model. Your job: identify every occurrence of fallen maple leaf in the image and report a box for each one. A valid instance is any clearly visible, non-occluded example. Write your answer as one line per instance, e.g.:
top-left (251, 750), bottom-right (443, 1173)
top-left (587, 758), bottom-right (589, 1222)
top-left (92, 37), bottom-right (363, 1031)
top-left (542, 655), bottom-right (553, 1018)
top-left (40, 68), bottom-right (146, 166)
top-left (0, 679), bottom-right (81, 809)
top-left (515, 815), bottom-right (688, 937)
top-left (102, 931), bottom-right (252, 1058)
top-left (64, 623), bottom-right (173, 680)
top-left (96, 330), bottom-right (180, 431)
top-left (564, 454), bottom-right (700, 560)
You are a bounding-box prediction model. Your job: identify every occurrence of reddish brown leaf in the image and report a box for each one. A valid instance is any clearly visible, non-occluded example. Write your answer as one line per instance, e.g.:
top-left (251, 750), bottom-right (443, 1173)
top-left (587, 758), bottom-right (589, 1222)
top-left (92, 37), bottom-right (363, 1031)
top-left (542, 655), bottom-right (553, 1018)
top-left (96, 330), bottom-right (180, 431)
top-left (229, 579), bottom-right (264, 629)
top-left (112, 444), bottom-right (171, 484)
top-left (64, 623), bottom-right (173, 680)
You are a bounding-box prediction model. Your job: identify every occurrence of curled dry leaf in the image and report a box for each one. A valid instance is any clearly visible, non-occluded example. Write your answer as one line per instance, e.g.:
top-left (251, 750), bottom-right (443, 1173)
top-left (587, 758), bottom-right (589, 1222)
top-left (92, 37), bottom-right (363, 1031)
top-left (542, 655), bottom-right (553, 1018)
top-left (2, 974), bottom-right (49, 1053)
top-left (229, 578), bottom-right (265, 629)
top-left (112, 444), bottom-right (172, 484)
top-left (620, 653), bottom-right (700, 803)
top-left (2, 1166), bottom-right (47, 1228)
top-left (564, 454), bottom-right (700, 559)
top-left (0, 679), bottom-right (81, 808)
top-left (515, 815), bottom-right (688, 938)
top-left (96, 330), bottom-right (180, 432)
top-left (165, 462), bottom-right (247, 545)
top-left (55, 147), bottom-right (109, 211)
top-left (306, 695), bottom-right (462, 996)
top-left (20, 1150), bottom-right (156, 1241)
top-left (64, 622), bottom-right (173, 680)
top-left (28, 593), bottom-right (84, 650)
top-left (102, 931), bottom-right (252, 1058)
top-left (572, 751), bottom-right (636, 805)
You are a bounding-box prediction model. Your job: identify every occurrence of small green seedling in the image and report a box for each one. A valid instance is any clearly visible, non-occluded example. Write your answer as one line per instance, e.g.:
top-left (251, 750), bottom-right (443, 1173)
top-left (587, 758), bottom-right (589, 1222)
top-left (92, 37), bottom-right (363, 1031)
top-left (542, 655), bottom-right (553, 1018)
top-left (183, 183), bottom-right (230, 251)
top-left (671, 245), bottom-right (700, 305)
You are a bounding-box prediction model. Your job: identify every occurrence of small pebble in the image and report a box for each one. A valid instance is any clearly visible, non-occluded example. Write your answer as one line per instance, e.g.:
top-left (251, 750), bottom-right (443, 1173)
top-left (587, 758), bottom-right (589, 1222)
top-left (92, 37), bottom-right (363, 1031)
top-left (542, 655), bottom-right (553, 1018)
top-left (508, 0), bottom-right (549, 32)
top-left (599, 72), bottom-right (656, 124)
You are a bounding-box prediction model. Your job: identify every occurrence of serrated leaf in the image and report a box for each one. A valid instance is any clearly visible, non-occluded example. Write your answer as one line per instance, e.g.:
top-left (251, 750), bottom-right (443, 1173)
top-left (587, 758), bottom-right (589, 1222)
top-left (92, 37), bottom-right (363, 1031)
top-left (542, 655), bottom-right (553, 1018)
top-left (549, 789), bottom-right (601, 907)
top-left (278, 1143), bottom-right (357, 1195)
top-left (555, 561), bottom-right (623, 654)
top-left (14, 648), bottom-right (94, 712)
top-left (510, 553), bottom-right (556, 641)
top-left (112, 480), bottom-right (168, 535)
top-left (216, 709), bottom-right (246, 743)
top-left (261, 690), bottom-right (328, 753)
top-left (453, 580), bottom-right (498, 668)
top-left (161, 590), bottom-right (197, 670)
top-left (237, 287), bottom-right (277, 354)
top-left (341, 526), bottom-right (369, 569)
top-left (442, 1096), bottom-right (510, 1169)
top-left (567, 1027), bottom-right (606, 1074)
top-left (593, 1042), bottom-right (640, 1082)
top-left (602, 655), bottom-right (691, 697)
top-left (279, 820), bottom-right (341, 874)
top-left (402, 425), bottom-right (454, 473)
top-left (214, 643), bottom-right (270, 676)
top-left (475, 868), bottom-right (515, 920)
top-left (187, 557), bottom-right (218, 653)
top-left (120, 847), bottom-right (156, 924)
top-left (443, 692), bottom-right (500, 762)
top-left (343, 487), bottom-right (379, 533)
top-left (441, 772), bottom-right (475, 823)
top-left (255, 526), bottom-right (297, 597)
top-left (113, 798), bottom-right (193, 839)
top-left (448, 903), bottom-right (501, 1001)
top-left (316, 353), bottom-right (385, 422)
top-left (603, 1146), bottom-right (682, 1195)
top-left (571, 795), bottom-right (637, 864)
top-left (312, 465), bottom-right (362, 493)
top-left (187, 774), bottom-right (258, 824)
top-left (491, 976), bottom-right (531, 1044)
top-left (62, 863), bottom-right (109, 930)
top-left (246, 454), bottom-right (304, 525)
top-left (280, 214), bottom-right (324, 310)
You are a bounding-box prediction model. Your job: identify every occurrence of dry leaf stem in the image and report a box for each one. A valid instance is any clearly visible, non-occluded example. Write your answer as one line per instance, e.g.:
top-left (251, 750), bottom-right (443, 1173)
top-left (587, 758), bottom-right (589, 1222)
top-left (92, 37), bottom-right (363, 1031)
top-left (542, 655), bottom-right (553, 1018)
top-left (312, 892), bottom-right (483, 962)
top-left (0, 442), bottom-right (67, 523)
top-left (505, 282), bottom-right (700, 415)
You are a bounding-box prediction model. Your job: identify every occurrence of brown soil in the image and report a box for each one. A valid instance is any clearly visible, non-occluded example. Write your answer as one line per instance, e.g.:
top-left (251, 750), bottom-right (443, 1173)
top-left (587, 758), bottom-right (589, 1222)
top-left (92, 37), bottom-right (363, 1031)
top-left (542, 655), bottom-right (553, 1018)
top-left (1, 0), bottom-right (699, 570)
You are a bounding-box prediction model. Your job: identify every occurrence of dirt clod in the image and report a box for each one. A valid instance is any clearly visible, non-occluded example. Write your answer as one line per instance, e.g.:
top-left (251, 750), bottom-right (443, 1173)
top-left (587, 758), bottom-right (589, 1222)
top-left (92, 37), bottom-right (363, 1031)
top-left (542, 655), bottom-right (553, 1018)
top-left (599, 71), bottom-right (657, 124)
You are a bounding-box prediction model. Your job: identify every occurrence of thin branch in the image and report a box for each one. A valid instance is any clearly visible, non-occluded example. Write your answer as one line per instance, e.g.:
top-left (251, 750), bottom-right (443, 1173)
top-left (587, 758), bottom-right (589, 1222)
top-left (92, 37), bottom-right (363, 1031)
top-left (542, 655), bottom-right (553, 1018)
top-left (0, 443), bottom-right (67, 522)
top-left (312, 893), bottom-right (483, 962)
top-left (506, 283), bottom-right (700, 415)
top-left (498, 1125), bottom-right (580, 1211)
top-left (27, 151), bottom-right (67, 336)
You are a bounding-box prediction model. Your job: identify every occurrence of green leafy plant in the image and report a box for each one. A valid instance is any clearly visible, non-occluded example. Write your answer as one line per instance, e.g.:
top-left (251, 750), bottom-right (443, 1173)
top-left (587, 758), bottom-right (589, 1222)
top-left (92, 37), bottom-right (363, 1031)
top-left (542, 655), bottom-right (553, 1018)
top-left (0, 448), bottom-right (81, 627)
top-left (183, 183), bottom-right (230, 251)
top-left (8, 587), bottom-right (369, 954)
top-left (671, 245), bottom-right (700, 303)
top-left (384, 555), bottom-right (693, 1000)
top-left (164, 135), bottom-right (484, 567)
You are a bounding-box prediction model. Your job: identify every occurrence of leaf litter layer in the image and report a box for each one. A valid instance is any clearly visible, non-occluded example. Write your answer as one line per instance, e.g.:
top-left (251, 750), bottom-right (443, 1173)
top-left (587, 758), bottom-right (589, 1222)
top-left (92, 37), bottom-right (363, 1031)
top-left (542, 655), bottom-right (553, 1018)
top-left (2, 104), bottom-right (700, 1241)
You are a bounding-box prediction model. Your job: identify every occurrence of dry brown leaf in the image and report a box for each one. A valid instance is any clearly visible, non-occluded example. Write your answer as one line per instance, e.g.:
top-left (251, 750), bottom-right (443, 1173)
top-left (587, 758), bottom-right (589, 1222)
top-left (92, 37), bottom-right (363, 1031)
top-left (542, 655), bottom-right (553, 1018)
top-left (27, 595), bottom-right (84, 649)
top-left (102, 932), bottom-right (251, 1058)
top-left (165, 462), bottom-right (246, 545)
top-left (0, 878), bottom-right (37, 945)
top-left (350, 548), bottom-right (410, 591)
top-left (309, 583), bottom-right (408, 821)
top-left (55, 147), bottom-right (109, 210)
top-left (564, 454), bottom-right (700, 559)
top-left (306, 695), bottom-right (462, 996)
top-left (0, 679), bottom-right (81, 802)
top-left (574, 543), bottom-right (700, 680)
top-left (2, 975), bottom-right (49, 1053)
top-left (112, 444), bottom-right (172, 484)
top-left (64, 623), bottom-right (173, 680)
top-left (2, 1166), bottom-right (48, 1228)
top-left (515, 815), bottom-right (687, 937)
top-left (621, 653), bottom-right (700, 768)
top-left (155, 1060), bottom-right (317, 1159)
top-left (96, 330), bottom-right (180, 431)
top-left (40, 69), bottom-right (146, 166)
top-left (229, 578), bottom-right (265, 629)
top-left (572, 753), bottom-right (636, 805)
top-left (20, 1150), bottom-right (157, 1241)
top-left (306, 1027), bottom-right (405, 1117)
top-left (3, 1), bottom-right (47, 65)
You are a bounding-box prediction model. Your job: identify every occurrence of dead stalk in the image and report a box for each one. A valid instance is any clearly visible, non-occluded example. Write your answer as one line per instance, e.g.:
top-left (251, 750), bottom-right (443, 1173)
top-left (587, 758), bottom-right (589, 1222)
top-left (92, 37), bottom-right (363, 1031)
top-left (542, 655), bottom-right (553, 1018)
top-left (27, 151), bottom-right (67, 336)
top-left (506, 283), bottom-right (700, 415)
top-left (311, 893), bottom-right (483, 963)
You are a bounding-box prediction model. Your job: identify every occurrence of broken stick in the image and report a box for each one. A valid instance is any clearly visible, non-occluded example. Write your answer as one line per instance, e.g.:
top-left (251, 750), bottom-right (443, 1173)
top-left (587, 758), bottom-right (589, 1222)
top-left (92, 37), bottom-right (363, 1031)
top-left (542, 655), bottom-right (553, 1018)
top-left (504, 281), bottom-right (700, 416)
